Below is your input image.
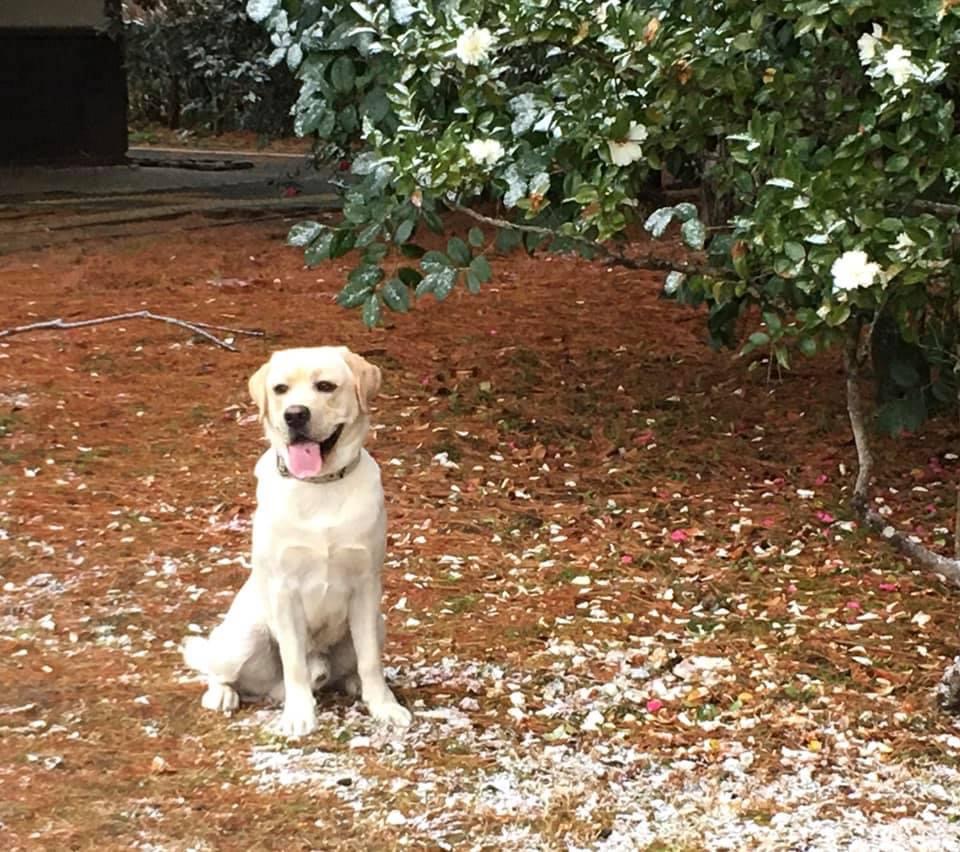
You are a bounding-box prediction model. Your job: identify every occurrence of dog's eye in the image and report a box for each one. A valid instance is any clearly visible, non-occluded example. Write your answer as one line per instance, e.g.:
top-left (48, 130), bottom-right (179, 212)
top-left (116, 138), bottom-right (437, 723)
top-left (314, 381), bottom-right (337, 393)
top-left (273, 384), bottom-right (289, 395)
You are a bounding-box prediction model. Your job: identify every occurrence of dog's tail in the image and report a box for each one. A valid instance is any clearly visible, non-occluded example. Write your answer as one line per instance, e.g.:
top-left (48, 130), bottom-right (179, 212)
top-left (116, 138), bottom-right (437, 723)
top-left (182, 632), bottom-right (250, 683)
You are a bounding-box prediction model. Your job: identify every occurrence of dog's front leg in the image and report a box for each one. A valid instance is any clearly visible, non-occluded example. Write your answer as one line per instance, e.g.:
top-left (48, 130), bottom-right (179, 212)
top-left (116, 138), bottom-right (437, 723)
top-left (349, 579), bottom-right (412, 727)
top-left (268, 577), bottom-right (317, 738)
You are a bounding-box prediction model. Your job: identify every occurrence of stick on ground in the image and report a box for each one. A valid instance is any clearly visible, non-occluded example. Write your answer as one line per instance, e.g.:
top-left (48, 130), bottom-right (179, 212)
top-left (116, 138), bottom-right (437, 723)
top-left (0, 311), bottom-right (265, 352)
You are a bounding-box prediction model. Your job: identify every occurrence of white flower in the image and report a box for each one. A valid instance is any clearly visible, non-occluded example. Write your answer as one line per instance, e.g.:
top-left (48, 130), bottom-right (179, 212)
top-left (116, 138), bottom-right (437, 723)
top-left (607, 122), bottom-right (648, 167)
top-left (857, 24), bottom-right (882, 65)
top-left (831, 250), bottom-right (881, 295)
top-left (455, 27), bottom-right (494, 65)
top-left (882, 43), bottom-right (922, 87)
top-left (466, 138), bottom-right (504, 167)
top-left (891, 231), bottom-right (915, 258)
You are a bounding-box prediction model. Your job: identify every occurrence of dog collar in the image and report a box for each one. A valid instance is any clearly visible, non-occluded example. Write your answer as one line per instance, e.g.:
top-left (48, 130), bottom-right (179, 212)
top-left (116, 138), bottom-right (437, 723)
top-left (275, 452), bottom-right (361, 484)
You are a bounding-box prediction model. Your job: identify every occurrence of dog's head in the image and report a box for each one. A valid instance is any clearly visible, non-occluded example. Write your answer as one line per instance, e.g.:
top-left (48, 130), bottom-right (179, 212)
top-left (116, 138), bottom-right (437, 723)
top-left (247, 346), bottom-right (381, 479)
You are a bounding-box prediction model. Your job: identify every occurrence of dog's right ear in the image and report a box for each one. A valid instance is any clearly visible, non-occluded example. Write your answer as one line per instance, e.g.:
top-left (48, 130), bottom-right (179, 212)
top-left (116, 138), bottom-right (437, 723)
top-left (248, 361), bottom-right (270, 423)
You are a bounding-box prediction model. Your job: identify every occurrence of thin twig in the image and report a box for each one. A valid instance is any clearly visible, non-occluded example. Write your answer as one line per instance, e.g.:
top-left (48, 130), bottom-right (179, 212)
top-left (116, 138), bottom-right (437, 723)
top-left (0, 311), bottom-right (265, 352)
top-left (844, 325), bottom-right (960, 586)
top-left (446, 201), bottom-right (709, 275)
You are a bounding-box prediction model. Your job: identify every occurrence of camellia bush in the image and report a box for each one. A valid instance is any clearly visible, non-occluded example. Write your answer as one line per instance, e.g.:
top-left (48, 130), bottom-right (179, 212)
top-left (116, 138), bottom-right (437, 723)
top-left (251, 1), bottom-right (960, 571)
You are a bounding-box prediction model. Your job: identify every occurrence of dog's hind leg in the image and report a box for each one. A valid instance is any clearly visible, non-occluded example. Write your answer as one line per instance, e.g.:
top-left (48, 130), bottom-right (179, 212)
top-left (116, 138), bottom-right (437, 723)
top-left (183, 620), bottom-right (280, 713)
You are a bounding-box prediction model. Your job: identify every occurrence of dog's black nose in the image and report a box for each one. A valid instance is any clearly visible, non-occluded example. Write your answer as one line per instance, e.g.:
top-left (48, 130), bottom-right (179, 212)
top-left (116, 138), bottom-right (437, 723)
top-left (284, 405), bottom-right (310, 429)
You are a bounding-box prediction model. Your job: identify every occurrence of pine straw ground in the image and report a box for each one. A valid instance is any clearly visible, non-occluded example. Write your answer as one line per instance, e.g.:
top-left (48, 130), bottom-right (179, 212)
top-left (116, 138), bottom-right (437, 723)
top-left (2, 215), bottom-right (960, 851)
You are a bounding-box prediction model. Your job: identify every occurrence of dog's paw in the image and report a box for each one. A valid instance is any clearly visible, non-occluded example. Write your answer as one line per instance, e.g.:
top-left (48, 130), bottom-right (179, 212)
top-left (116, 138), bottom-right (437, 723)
top-left (201, 682), bottom-right (239, 713)
top-left (368, 699), bottom-right (413, 728)
top-left (277, 693), bottom-right (317, 739)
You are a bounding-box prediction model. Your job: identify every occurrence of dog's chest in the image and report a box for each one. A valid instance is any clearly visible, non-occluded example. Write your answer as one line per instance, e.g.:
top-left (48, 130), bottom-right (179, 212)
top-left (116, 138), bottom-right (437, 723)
top-left (298, 568), bottom-right (350, 644)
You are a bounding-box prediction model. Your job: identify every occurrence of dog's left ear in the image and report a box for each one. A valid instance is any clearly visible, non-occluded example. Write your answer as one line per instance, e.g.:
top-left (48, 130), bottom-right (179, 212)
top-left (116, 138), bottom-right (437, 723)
top-left (248, 361), bottom-right (270, 423)
top-left (339, 348), bottom-right (381, 413)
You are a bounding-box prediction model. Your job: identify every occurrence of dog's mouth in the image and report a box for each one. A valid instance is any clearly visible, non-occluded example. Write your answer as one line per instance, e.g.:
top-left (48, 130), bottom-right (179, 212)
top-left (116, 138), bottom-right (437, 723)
top-left (285, 424), bottom-right (344, 479)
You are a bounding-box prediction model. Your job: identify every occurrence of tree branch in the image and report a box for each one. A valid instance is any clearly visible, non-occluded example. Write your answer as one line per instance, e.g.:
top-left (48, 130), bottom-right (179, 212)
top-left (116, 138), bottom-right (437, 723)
top-left (910, 199), bottom-right (960, 219)
top-left (0, 311), bottom-right (265, 352)
top-left (844, 326), bottom-right (960, 586)
top-left (446, 201), bottom-right (709, 275)
top-left (844, 325), bottom-right (873, 508)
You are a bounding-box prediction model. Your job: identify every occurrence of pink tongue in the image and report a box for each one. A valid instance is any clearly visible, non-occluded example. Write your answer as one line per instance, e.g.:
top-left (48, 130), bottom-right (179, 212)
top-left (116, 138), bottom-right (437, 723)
top-left (287, 441), bottom-right (324, 478)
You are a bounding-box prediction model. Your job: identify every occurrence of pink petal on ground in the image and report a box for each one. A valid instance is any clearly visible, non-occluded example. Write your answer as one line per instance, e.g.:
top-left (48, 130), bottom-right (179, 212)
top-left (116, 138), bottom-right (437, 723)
top-left (878, 582), bottom-right (899, 592)
top-left (670, 529), bottom-right (688, 542)
top-left (845, 600), bottom-right (861, 610)
top-left (815, 474), bottom-right (829, 485)
top-left (815, 511), bottom-right (834, 524)
top-left (621, 554), bottom-right (634, 564)
top-left (646, 699), bottom-right (664, 713)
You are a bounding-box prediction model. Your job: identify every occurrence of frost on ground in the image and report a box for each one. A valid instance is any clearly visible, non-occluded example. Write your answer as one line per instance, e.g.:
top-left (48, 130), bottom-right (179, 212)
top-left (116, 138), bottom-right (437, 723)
top-left (245, 654), bottom-right (960, 851)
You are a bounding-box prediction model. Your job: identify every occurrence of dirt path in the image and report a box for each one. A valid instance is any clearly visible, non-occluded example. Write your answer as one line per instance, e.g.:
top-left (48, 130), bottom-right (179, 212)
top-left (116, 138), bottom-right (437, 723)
top-left (1, 218), bottom-right (960, 850)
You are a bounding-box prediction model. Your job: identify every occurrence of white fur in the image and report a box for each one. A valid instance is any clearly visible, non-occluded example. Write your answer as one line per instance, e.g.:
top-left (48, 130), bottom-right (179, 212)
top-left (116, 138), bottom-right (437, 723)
top-left (181, 347), bottom-right (411, 737)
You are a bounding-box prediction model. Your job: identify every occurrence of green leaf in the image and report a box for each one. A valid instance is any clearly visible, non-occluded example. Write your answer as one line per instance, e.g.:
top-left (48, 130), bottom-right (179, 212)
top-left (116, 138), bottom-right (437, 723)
top-left (468, 227), bottom-right (485, 248)
top-left (288, 221), bottom-right (326, 247)
top-left (886, 155), bottom-right (910, 173)
top-left (304, 230), bottom-right (335, 266)
top-left (664, 271), bottom-right (686, 295)
top-left (763, 312), bottom-right (782, 334)
top-left (329, 229), bottom-right (356, 259)
top-left (347, 264), bottom-right (383, 289)
top-left (363, 242), bottom-right (388, 264)
top-left (355, 222), bottom-right (381, 247)
top-left (525, 231), bottom-right (548, 253)
top-left (572, 184), bottom-right (598, 204)
top-left (361, 292), bottom-right (382, 327)
top-left (748, 331), bottom-right (770, 347)
top-left (783, 241), bottom-right (805, 263)
top-left (421, 250), bottom-right (452, 275)
top-left (382, 278), bottom-right (411, 312)
top-left (644, 207), bottom-right (675, 239)
top-left (495, 228), bottom-right (523, 253)
top-left (798, 336), bottom-right (817, 356)
top-left (447, 237), bottom-right (472, 267)
top-left (672, 203), bottom-right (698, 222)
top-left (468, 254), bottom-right (492, 285)
top-left (394, 219), bottom-right (415, 244)
top-left (680, 218), bottom-right (706, 251)
top-left (330, 56), bottom-right (356, 93)
top-left (294, 98), bottom-right (330, 137)
top-left (417, 267), bottom-right (456, 299)
top-left (337, 282), bottom-right (373, 308)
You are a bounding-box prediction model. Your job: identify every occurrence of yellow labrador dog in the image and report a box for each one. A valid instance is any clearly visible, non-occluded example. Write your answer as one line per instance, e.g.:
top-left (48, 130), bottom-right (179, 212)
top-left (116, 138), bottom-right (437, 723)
top-left (182, 346), bottom-right (412, 736)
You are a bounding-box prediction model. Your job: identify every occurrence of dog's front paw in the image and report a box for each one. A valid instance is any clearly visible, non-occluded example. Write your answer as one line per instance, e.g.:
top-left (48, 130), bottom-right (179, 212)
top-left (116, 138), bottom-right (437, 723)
top-left (278, 693), bottom-right (317, 739)
top-left (201, 682), bottom-right (239, 713)
top-left (368, 699), bottom-right (412, 728)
